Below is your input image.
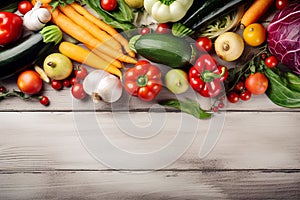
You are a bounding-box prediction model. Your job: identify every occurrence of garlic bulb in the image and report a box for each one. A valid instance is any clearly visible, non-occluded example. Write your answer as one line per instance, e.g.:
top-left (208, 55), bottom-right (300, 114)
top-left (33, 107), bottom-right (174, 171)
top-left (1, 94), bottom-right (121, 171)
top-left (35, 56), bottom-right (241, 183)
top-left (23, 2), bottom-right (51, 31)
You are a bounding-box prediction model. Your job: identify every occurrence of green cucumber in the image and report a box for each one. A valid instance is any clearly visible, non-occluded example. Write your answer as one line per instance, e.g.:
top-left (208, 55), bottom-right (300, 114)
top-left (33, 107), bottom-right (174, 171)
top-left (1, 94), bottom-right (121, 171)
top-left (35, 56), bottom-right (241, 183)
top-left (0, 32), bottom-right (51, 79)
top-left (129, 34), bottom-right (194, 68)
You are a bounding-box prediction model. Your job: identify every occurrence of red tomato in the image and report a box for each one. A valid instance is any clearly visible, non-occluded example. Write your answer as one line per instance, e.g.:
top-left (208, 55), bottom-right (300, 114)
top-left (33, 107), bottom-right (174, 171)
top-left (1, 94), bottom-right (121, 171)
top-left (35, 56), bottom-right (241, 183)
top-left (101, 0), bottom-right (117, 11)
top-left (264, 55), bottom-right (278, 68)
top-left (227, 92), bottom-right (239, 103)
top-left (39, 95), bottom-right (49, 106)
top-left (17, 70), bottom-right (42, 95)
top-left (239, 90), bottom-right (251, 101)
top-left (71, 83), bottom-right (86, 99)
top-left (276, 0), bottom-right (289, 10)
top-left (18, 1), bottom-right (33, 15)
top-left (245, 72), bottom-right (268, 95)
top-left (140, 27), bottom-right (151, 35)
top-left (156, 23), bottom-right (171, 34)
top-left (0, 12), bottom-right (23, 46)
top-left (51, 79), bottom-right (63, 90)
top-left (195, 37), bottom-right (213, 52)
top-left (75, 65), bottom-right (88, 80)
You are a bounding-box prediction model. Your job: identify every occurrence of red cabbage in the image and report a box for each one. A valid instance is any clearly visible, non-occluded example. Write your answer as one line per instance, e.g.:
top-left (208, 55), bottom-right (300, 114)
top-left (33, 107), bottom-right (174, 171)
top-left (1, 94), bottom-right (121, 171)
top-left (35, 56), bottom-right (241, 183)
top-left (267, 3), bottom-right (300, 74)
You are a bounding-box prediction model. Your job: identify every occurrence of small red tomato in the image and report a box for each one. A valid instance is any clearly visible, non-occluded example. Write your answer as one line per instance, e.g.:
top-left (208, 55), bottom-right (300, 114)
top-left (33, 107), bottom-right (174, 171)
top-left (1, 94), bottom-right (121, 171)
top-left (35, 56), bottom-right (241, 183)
top-left (75, 65), bottom-right (88, 80)
top-left (51, 79), bottom-right (63, 90)
top-left (227, 92), bottom-right (239, 103)
top-left (17, 70), bottom-right (42, 95)
top-left (195, 36), bottom-right (213, 52)
top-left (69, 77), bottom-right (79, 85)
top-left (0, 86), bottom-right (7, 93)
top-left (156, 23), bottom-right (171, 34)
top-left (276, 0), bottom-right (289, 10)
top-left (101, 0), bottom-right (117, 11)
top-left (264, 55), bottom-right (278, 68)
top-left (63, 79), bottom-right (71, 87)
top-left (140, 27), bottom-right (151, 35)
top-left (234, 81), bottom-right (245, 93)
top-left (239, 90), bottom-right (251, 101)
top-left (39, 95), bottom-right (49, 106)
top-left (18, 1), bottom-right (33, 15)
top-left (71, 83), bottom-right (86, 99)
top-left (245, 72), bottom-right (268, 95)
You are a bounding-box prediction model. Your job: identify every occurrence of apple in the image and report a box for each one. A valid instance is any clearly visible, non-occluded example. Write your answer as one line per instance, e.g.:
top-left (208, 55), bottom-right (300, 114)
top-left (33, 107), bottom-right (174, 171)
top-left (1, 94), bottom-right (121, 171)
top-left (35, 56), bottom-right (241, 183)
top-left (43, 53), bottom-right (73, 80)
top-left (165, 69), bottom-right (189, 94)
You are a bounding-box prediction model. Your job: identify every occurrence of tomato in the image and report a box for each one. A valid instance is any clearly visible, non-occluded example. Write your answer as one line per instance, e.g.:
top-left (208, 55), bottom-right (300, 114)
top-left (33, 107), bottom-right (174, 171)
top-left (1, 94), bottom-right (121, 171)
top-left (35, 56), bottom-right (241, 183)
top-left (0, 12), bottom-right (23, 46)
top-left (227, 92), bottom-right (239, 103)
top-left (101, 0), bottom-right (117, 11)
top-left (0, 86), bottom-right (7, 93)
top-left (239, 90), bottom-right (251, 101)
top-left (276, 0), bottom-right (289, 10)
top-left (156, 23), bottom-right (171, 34)
top-left (70, 77), bottom-right (79, 85)
top-left (51, 79), bottom-right (63, 90)
top-left (63, 79), bottom-right (71, 87)
top-left (18, 1), bottom-right (33, 15)
top-left (264, 55), bottom-right (278, 68)
top-left (140, 27), bottom-right (151, 35)
top-left (75, 65), bottom-right (88, 80)
top-left (39, 95), bottom-right (49, 106)
top-left (195, 36), bottom-right (213, 52)
top-left (71, 83), bottom-right (86, 99)
top-left (243, 23), bottom-right (266, 47)
top-left (17, 70), bottom-right (42, 95)
top-left (234, 81), bottom-right (245, 93)
top-left (245, 72), bottom-right (268, 95)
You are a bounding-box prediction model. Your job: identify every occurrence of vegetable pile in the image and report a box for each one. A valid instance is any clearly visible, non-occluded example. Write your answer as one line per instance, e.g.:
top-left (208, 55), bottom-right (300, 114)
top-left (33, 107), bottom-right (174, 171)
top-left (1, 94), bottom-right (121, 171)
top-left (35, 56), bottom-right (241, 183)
top-left (0, 0), bottom-right (299, 119)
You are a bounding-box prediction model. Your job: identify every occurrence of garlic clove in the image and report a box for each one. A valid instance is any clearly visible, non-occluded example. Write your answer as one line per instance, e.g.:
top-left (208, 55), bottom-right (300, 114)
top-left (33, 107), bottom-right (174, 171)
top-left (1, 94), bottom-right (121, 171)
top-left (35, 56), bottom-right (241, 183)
top-left (96, 74), bottom-right (122, 103)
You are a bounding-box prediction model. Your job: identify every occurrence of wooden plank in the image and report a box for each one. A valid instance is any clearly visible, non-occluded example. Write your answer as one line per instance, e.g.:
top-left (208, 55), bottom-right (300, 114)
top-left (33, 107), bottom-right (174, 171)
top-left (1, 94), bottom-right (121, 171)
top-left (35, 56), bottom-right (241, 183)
top-left (0, 112), bottom-right (299, 170)
top-left (0, 171), bottom-right (299, 200)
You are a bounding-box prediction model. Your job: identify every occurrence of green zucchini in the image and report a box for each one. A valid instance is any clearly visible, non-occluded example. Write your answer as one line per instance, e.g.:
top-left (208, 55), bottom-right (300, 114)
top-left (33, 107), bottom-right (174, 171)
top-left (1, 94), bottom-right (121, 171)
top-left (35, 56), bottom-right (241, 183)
top-left (129, 34), bottom-right (194, 68)
top-left (0, 32), bottom-right (50, 79)
top-left (172, 0), bottom-right (245, 37)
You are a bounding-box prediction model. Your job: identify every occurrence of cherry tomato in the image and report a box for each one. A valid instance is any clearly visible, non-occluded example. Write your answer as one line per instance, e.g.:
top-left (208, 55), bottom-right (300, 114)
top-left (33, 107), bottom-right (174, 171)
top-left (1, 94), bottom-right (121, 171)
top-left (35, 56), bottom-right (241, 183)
top-left (276, 0), bottom-right (289, 10)
top-left (71, 83), bottom-right (86, 99)
top-left (239, 90), bottom-right (251, 101)
top-left (70, 77), bottom-right (79, 85)
top-left (17, 70), bottom-right (42, 95)
top-left (101, 0), bottom-right (117, 11)
top-left (18, 1), bottom-right (33, 15)
top-left (63, 79), bottom-right (71, 87)
top-left (234, 81), bottom-right (245, 93)
top-left (39, 95), bottom-right (49, 106)
top-left (195, 36), bottom-right (213, 52)
top-left (140, 27), bottom-right (151, 35)
top-left (156, 23), bottom-right (171, 34)
top-left (243, 23), bottom-right (266, 47)
top-left (75, 65), bottom-right (88, 80)
top-left (264, 55), bottom-right (278, 68)
top-left (227, 92), bottom-right (239, 103)
top-left (245, 72), bottom-right (268, 95)
top-left (0, 86), bottom-right (7, 93)
top-left (260, 53), bottom-right (267, 60)
top-left (51, 79), bottom-right (63, 90)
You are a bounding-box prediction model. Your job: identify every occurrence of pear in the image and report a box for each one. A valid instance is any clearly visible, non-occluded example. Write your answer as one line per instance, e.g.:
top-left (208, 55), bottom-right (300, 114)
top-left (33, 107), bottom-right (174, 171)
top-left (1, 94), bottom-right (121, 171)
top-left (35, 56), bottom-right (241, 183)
top-left (43, 53), bottom-right (73, 80)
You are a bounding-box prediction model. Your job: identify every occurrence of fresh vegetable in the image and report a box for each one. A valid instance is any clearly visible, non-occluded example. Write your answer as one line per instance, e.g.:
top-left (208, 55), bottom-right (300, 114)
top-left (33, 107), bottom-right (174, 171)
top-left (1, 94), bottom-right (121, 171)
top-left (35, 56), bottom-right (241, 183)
top-left (189, 54), bottom-right (228, 98)
top-left (58, 42), bottom-right (123, 78)
top-left (144, 0), bottom-right (193, 23)
top-left (39, 95), bottom-right (50, 106)
top-left (156, 23), bottom-right (171, 34)
top-left (51, 79), bottom-right (63, 90)
top-left (34, 65), bottom-right (50, 83)
top-left (129, 33), bottom-right (194, 68)
top-left (23, 1), bottom-right (51, 31)
top-left (171, 0), bottom-right (244, 37)
top-left (101, 0), bottom-right (118, 11)
top-left (267, 2), bottom-right (300, 74)
top-left (17, 70), bottom-right (43, 95)
top-left (275, 0), bottom-right (289, 10)
top-left (40, 25), bottom-right (63, 45)
top-left (264, 55), bottom-right (278, 68)
top-left (71, 83), bottom-right (86, 99)
top-left (75, 65), bottom-right (88, 80)
top-left (227, 91), bottom-right (239, 103)
top-left (214, 32), bottom-right (244, 62)
top-left (18, 1), bottom-right (33, 15)
top-left (243, 23), bottom-right (266, 47)
top-left (245, 72), bottom-right (268, 95)
top-left (124, 60), bottom-right (162, 101)
top-left (239, 90), bottom-right (251, 101)
top-left (140, 27), bottom-right (151, 35)
top-left (165, 69), bottom-right (189, 94)
top-left (43, 53), bottom-right (73, 80)
top-left (240, 0), bottom-right (274, 28)
top-left (124, 0), bottom-right (144, 8)
top-left (0, 11), bottom-right (23, 46)
top-left (159, 98), bottom-right (212, 119)
top-left (195, 36), bottom-right (213, 53)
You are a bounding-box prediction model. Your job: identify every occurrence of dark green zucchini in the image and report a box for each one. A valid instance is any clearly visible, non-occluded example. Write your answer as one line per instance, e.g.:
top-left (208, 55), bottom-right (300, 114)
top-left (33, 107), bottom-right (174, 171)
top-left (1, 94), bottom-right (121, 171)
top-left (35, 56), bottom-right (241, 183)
top-left (129, 33), bottom-right (194, 68)
top-left (0, 32), bottom-right (50, 79)
top-left (172, 0), bottom-right (245, 37)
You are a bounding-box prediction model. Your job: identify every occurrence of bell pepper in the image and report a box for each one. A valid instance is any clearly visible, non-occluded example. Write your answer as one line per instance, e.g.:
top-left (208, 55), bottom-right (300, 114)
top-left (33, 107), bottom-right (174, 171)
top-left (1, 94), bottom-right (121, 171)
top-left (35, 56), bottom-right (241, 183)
top-left (144, 0), bottom-right (194, 23)
top-left (189, 54), bottom-right (228, 98)
top-left (124, 60), bottom-right (162, 101)
top-left (0, 12), bottom-right (23, 46)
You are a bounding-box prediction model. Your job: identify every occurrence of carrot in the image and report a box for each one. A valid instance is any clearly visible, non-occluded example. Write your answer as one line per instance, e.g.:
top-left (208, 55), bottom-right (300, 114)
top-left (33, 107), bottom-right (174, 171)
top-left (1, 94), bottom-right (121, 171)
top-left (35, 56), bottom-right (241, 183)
top-left (70, 2), bottom-right (136, 58)
top-left (51, 9), bottom-right (136, 64)
top-left (59, 41), bottom-right (122, 78)
top-left (84, 44), bottom-right (123, 69)
top-left (58, 5), bottom-right (122, 52)
top-left (240, 0), bottom-right (274, 28)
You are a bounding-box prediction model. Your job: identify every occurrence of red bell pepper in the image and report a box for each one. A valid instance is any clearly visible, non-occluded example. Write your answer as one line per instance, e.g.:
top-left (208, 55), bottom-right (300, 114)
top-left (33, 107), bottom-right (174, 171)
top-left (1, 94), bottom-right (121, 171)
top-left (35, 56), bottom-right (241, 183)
top-left (0, 12), bottom-right (23, 46)
top-left (124, 60), bottom-right (162, 101)
top-left (189, 54), bottom-right (228, 98)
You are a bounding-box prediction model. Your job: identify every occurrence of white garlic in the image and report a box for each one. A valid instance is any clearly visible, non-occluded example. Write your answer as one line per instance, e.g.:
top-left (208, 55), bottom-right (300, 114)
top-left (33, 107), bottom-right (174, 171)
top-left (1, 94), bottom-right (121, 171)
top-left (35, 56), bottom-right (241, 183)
top-left (23, 2), bottom-right (51, 31)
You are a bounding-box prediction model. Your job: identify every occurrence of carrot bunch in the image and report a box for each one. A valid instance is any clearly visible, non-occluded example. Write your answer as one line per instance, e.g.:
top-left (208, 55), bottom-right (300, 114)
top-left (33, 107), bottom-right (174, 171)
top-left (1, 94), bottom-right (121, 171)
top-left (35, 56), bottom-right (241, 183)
top-left (48, 2), bottom-right (137, 78)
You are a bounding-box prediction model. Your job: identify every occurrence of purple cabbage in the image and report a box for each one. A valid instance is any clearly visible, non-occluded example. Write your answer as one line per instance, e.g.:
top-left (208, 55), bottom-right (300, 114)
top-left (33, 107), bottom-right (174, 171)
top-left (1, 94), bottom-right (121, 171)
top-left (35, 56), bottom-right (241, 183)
top-left (267, 3), bottom-right (300, 74)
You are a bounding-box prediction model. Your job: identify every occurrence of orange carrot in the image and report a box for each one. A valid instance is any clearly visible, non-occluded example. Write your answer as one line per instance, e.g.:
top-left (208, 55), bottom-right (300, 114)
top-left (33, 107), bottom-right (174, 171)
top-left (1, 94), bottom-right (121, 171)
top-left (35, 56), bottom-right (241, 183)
top-left (59, 41), bottom-right (122, 78)
top-left (58, 5), bottom-right (122, 52)
top-left (70, 2), bottom-right (135, 58)
top-left (240, 0), bottom-right (274, 28)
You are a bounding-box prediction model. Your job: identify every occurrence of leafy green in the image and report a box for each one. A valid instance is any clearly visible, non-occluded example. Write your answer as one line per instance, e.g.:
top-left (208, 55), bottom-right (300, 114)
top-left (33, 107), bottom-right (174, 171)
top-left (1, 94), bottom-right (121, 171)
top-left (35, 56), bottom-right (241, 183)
top-left (159, 99), bottom-right (212, 119)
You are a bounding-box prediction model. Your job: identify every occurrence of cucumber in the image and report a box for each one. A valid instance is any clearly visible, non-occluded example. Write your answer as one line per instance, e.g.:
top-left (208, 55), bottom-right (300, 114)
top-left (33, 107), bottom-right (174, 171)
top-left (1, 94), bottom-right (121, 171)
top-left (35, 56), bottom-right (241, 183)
top-left (172, 0), bottom-right (245, 37)
top-left (0, 32), bottom-right (51, 79)
top-left (129, 34), bottom-right (194, 68)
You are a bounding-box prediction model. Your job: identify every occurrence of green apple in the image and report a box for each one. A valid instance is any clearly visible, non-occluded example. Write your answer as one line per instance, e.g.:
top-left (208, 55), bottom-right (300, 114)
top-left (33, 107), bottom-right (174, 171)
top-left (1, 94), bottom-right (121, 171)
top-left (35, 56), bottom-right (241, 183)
top-left (43, 53), bottom-right (73, 80)
top-left (165, 69), bottom-right (189, 94)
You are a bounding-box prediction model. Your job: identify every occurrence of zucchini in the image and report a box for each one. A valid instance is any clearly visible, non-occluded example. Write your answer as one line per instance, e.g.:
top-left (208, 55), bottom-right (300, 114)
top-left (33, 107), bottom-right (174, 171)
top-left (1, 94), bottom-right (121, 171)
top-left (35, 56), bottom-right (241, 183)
top-left (172, 0), bottom-right (245, 37)
top-left (129, 34), bottom-right (194, 68)
top-left (0, 32), bottom-right (51, 79)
